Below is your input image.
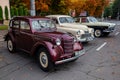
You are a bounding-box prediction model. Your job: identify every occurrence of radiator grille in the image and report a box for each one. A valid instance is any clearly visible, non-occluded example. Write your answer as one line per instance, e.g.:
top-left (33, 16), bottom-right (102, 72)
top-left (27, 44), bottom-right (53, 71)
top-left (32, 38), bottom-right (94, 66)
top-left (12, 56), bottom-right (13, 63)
top-left (63, 38), bottom-right (74, 54)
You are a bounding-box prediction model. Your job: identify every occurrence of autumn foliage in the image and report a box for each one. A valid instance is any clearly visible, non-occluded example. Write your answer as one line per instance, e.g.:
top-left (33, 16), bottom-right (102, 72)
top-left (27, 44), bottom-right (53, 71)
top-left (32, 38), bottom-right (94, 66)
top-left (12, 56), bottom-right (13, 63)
top-left (10, 0), bottom-right (110, 17)
top-left (68, 0), bottom-right (109, 17)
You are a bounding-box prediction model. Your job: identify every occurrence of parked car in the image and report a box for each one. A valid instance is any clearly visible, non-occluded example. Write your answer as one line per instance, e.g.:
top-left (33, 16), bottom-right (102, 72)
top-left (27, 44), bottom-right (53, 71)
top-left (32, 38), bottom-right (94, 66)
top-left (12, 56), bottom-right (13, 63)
top-left (46, 15), bottom-right (94, 42)
top-left (4, 16), bottom-right (85, 72)
top-left (76, 16), bottom-right (116, 37)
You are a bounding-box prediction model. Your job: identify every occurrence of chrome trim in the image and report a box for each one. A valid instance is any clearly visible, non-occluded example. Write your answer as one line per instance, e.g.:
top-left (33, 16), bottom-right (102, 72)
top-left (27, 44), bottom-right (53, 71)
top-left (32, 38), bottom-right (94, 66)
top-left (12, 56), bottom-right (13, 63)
top-left (55, 49), bottom-right (85, 64)
top-left (103, 27), bottom-right (115, 32)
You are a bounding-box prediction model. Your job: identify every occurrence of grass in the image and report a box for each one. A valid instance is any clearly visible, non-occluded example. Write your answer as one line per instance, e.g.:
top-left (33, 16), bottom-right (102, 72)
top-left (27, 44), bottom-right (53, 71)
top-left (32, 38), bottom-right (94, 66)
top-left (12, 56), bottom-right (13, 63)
top-left (0, 25), bottom-right (8, 30)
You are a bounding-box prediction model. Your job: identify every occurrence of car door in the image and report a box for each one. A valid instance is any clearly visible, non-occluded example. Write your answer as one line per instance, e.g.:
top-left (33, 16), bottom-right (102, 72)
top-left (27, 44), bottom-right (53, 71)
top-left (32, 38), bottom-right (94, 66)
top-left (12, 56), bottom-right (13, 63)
top-left (17, 20), bottom-right (34, 53)
top-left (10, 20), bottom-right (20, 47)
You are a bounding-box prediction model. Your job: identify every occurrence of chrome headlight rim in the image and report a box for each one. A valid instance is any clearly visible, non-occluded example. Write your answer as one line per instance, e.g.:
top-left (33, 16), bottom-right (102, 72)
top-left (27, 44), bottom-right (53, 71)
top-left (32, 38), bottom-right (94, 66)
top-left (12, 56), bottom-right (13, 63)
top-left (56, 38), bottom-right (61, 46)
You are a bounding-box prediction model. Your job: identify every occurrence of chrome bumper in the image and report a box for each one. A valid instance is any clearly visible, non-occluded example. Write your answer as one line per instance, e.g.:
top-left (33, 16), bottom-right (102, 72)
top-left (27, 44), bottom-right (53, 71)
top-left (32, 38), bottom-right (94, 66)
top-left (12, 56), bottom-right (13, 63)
top-left (77, 36), bottom-right (94, 42)
top-left (55, 49), bottom-right (85, 65)
top-left (103, 27), bottom-right (115, 32)
top-left (76, 33), bottom-right (94, 42)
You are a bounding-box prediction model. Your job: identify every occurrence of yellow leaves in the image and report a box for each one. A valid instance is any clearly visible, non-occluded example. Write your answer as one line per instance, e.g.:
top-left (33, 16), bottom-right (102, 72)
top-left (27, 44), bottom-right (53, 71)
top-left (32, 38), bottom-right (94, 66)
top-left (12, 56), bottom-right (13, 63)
top-left (35, 0), bottom-right (49, 11)
top-left (69, 0), bottom-right (109, 17)
top-left (22, 0), bottom-right (109, 17)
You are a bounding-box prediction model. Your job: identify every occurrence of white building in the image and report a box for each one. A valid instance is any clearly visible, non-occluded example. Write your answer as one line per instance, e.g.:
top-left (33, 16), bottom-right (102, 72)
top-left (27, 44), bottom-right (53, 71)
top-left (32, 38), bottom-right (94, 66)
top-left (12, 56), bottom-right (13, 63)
top-left (0, 0), bottom-right (10, 19)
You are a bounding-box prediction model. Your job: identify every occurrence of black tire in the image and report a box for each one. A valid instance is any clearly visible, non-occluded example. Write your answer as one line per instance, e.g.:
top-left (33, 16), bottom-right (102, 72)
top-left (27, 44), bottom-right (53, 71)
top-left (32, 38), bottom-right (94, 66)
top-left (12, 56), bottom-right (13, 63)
top-left (94, 29), bottom-right (102, 37)
top-left (37, 48), bottom-right (54, 72)
top-left (7, 38), bottom-right (16, 53)
top-left (103, 32), bottom-right (110, 36)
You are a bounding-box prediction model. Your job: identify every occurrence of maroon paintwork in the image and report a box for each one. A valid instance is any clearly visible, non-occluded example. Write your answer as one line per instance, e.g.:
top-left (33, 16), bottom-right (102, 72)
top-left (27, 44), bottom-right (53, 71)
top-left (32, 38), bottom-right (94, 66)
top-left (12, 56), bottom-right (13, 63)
top-left (5, 16), bottom-right (84, 64)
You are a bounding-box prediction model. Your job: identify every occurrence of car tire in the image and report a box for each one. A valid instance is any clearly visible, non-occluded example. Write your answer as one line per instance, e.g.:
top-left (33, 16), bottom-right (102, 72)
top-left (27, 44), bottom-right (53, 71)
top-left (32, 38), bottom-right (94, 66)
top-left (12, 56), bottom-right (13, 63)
top-left (37, 48), bottom-right (54, 72)
top-left (7, 38), bottom-right (16, 53)
top-left (94, 29), bottom-right (102, 37)
top-left (103, 32), bottom-right (110, 36)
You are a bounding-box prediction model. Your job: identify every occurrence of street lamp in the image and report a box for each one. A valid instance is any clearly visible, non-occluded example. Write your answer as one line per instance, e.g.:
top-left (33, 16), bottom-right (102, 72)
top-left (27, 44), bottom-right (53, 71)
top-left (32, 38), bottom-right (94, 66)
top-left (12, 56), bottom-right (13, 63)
top-left (30, 0), bottom-right (36, 16)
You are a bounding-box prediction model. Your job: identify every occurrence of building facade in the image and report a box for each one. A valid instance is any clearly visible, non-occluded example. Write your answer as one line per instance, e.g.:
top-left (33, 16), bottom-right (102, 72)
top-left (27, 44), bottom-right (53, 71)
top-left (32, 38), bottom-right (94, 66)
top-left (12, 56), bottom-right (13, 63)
top-left (0, 0), bottom-right (10, 19)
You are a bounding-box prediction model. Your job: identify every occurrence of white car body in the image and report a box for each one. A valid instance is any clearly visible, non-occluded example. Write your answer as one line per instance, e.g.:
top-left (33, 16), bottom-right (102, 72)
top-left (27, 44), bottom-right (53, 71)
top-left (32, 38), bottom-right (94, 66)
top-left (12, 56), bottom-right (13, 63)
top-left (76, 16), bottom-right (116, 37)
top-left (46, 15), bottom-right (94, 42)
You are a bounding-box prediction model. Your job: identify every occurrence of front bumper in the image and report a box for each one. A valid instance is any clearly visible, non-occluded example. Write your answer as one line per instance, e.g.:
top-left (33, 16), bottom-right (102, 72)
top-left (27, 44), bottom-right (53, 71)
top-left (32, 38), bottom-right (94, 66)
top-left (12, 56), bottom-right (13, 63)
top-left (78, 37), bottom-right (94, 42)
top-left (76, 33), bottom-right (94, 42)
top-left (103, 27), bottom-right (115, 33)
top-left (55, 49), bottom-right (85, 64)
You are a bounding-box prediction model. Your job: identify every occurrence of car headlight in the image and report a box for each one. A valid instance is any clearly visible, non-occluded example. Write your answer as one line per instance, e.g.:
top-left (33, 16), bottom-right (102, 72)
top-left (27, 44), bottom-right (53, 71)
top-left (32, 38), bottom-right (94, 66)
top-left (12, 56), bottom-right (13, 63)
top-left (77, 30), bottom-right (81, 35)
top-left (56, 38), bottom-right (61, 46)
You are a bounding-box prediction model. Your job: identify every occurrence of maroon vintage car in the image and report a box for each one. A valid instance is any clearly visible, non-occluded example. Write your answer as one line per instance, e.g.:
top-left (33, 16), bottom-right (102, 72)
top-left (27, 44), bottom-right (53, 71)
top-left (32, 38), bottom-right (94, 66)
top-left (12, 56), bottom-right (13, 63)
top-left (4, 16), bottom-right (85, 72)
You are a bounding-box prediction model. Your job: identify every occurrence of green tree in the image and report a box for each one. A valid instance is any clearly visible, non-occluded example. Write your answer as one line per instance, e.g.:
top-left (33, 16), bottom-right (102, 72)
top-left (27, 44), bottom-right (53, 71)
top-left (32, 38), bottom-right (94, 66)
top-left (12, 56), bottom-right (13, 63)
top-left (5, 6), bottom-right (9, 20)
top-left (10, 0), bottom-right (29, 16)
top-left (0, 6), bottom-right (3, 20)
top-left (112, 0), bottom-right (120, 19)
top-left (15, 8), bottom-right (19, 16)
top-left (10, 6), bottom-right (15, 17)
top-left (49, 0), bottom-right (69, 14)
top-left (19, 6), bottom-right (24, 16)
top-left (104, 3), bottom-right (113, 18)
top-left (23, 8), bottom-right (29, 16)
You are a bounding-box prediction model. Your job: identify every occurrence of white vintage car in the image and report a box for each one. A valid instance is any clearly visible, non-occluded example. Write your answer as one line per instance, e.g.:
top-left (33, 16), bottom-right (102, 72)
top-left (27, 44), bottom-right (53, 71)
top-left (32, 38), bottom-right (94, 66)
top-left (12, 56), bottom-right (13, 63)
top-left (76, 16), bottom-right (116, 37)
top-left (46, 15), bottom-right (94, 42)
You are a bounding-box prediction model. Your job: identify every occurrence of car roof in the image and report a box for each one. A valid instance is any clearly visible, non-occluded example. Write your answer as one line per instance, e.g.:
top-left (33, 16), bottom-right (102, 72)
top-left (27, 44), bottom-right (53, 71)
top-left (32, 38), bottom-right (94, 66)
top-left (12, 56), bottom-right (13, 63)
top-left (12, 16), bottom-right (50, 20)
top-left (46, 15), bottom-right (71, 18)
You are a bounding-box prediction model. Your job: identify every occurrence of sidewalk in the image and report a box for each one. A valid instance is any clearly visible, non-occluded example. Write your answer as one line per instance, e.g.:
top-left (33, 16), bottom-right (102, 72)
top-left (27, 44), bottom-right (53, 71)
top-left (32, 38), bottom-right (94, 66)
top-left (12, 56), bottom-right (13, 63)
top-left (0, 30), bottom-right (7, 41)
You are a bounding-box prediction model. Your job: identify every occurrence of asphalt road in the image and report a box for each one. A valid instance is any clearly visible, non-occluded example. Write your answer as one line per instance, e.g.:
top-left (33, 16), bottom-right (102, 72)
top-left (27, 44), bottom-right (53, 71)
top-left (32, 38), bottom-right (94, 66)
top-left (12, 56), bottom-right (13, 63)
top-left (0, 20), bottom-right (120, 80)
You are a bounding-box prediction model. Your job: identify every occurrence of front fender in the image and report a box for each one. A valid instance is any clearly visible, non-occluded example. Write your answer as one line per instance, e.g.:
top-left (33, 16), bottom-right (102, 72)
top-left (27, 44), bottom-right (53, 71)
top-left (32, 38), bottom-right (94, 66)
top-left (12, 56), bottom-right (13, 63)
top-left (31, 41), bottom-right (64, 62)
top-left (74, 42), bottom-right (83, 51)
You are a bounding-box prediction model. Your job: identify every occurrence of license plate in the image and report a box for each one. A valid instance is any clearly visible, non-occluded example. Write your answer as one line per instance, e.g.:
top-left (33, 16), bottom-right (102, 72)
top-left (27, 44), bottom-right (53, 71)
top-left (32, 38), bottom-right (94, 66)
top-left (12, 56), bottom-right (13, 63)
top-left (75, 49), bottom-right (85, 56)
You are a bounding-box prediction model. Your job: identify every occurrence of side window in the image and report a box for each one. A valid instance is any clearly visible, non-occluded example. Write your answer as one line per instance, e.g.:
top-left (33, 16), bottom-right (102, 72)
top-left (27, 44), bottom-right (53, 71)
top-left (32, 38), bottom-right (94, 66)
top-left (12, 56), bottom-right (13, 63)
top-left (52, 18), bottom-right (58, 24)
top-left (20, 21), bottom-right (30, 30)
top-left (12, 20), bottom-right (19, 28)
top-left (81, 18), bottom-right (88, 22)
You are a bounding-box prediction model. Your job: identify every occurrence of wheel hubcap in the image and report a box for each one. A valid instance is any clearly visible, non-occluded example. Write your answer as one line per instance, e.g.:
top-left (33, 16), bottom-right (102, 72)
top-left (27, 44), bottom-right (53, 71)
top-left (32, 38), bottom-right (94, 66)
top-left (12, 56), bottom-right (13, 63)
top-left (8, 40), bottom-right (13, 51)
top-left (39, 52), bottom-right (48, 68)
top-left (95, 30), bottom-right (101, 37)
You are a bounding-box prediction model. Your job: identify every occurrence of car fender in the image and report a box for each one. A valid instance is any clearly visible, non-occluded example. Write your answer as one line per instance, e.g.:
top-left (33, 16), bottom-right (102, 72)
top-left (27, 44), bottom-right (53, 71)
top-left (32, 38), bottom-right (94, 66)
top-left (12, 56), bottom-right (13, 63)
top-left (31, 41), bottom-right (64, 62)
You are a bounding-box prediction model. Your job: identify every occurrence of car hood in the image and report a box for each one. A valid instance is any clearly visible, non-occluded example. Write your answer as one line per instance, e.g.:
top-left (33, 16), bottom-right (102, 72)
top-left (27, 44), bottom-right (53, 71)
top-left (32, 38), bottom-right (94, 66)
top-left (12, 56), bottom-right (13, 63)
top-left (60, 23), bottom-right (89, 31)
top-left (34, 31), bottom-right (72, 40)
top-left (83, 22), bottom-right (116, 27)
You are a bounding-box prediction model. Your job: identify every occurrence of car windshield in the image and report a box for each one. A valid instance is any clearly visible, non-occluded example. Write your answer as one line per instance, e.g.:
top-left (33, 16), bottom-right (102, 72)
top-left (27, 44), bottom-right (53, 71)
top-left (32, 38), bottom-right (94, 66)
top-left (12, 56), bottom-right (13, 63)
top-left (88, 17), bottom-right (98, 22)
top-left (59, 17), bottom-right (75, 23)
top-left (31, 19), bottom-right (55, 30)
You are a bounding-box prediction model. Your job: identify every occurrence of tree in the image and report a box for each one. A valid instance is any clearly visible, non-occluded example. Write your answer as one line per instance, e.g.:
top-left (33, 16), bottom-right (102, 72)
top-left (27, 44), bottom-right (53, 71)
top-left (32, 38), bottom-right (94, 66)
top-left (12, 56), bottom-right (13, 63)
top-left (104, 3), bottom-right (113, 18)
top-left (5, 6), bottom-right (9, 20)
top-left (10, 0), bottom-right (29, 16)
top-left (112, 0), bottom-right (120, 19)
top-left (0, 6), bottom-right (3, 20)
top-left (10, 6), bottom-right (15, 17)
top-left (94, 0), bottom-right (109, 17)
top-left (67, 0), bottom-right (86, 16)
top-left (84, 0), bottom-right (97, 16)
top-left (49, 0), bottom-right (61, 14)
top-left (19, 6), bottom-right (24, 16)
